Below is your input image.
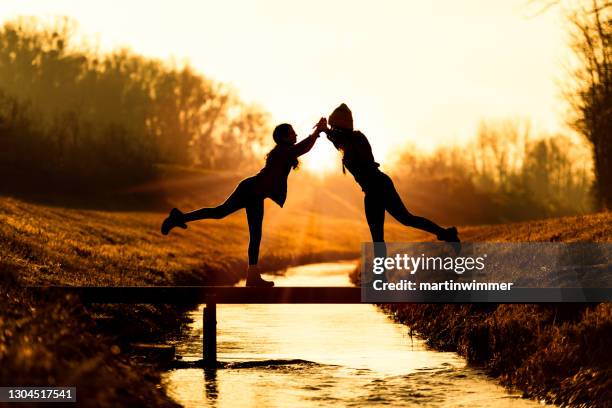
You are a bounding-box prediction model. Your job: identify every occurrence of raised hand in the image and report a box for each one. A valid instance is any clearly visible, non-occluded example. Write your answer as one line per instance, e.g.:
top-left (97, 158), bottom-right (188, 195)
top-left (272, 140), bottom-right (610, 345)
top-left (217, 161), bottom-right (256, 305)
top-left (313, 117), bottom-right (328, 136)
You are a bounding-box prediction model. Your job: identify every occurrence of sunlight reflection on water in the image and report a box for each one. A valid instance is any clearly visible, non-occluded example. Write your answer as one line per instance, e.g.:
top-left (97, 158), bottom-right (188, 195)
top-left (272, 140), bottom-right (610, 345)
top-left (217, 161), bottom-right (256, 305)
top-left (162, 262), bottom-right (549, 407)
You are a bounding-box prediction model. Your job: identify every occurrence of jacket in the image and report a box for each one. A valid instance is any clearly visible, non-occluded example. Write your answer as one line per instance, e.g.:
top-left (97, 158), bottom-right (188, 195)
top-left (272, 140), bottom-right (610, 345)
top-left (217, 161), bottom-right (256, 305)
top-left (327, 130), bottom-right (381, 191)
top-left (254, 133), bottom-right (318, 206)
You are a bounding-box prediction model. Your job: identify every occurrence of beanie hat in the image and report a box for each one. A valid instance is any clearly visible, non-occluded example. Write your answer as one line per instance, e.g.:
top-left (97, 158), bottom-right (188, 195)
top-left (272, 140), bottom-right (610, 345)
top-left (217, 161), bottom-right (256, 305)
top-left (328, 103), bottom-right (353, 131)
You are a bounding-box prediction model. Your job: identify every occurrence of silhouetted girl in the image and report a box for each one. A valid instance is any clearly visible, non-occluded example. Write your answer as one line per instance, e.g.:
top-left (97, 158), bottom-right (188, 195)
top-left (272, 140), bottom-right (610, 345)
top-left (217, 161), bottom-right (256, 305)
top-left (161, 119), bottom-right (327, 287)
top-left (324, 104), bottom-right (460, 259)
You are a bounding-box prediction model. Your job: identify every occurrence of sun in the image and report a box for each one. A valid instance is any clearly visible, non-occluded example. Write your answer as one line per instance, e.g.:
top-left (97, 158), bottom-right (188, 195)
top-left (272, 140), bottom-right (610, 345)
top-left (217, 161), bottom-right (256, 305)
top-left (301, 134), bottom-right (342, 176)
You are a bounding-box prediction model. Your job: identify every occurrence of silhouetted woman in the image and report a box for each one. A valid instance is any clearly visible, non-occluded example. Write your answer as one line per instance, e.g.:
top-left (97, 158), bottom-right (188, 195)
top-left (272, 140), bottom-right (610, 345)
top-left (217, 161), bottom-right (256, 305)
top-left (161, 119), bottom-right (328, 287)
top-left (324, 104), bottom-right (460, 259)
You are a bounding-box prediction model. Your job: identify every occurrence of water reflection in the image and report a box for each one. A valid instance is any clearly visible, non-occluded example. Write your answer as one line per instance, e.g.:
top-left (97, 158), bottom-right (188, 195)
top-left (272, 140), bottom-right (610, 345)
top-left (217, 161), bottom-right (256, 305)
top-left (162, 262), bottom-right (549, 407)
top-left (203, 368), bottom-right (218, 402)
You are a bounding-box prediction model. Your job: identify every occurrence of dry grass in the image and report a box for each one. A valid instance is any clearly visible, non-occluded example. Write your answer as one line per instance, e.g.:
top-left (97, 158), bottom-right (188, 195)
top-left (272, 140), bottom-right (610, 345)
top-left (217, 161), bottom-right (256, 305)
top-left (0, 183), bottom-right (389, 407)
top-left (376, 211), bottom-right (612, 407)
top-left (1, 170), bottom-right (610, 407)
top-left (0, 195), bottom-right (370, 287)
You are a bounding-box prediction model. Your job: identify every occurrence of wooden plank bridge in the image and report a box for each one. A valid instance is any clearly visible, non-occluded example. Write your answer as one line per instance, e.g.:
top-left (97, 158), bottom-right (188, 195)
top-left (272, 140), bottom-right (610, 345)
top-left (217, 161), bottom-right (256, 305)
top-left (30, 285), bottom-right (609, 367)
top-left (32, 286), bottom-right (362, 367)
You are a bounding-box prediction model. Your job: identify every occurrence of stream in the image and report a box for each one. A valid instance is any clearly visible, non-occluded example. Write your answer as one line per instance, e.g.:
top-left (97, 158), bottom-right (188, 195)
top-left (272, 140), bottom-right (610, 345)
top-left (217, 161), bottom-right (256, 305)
top-left (162, 262), bottom-right (547, 407)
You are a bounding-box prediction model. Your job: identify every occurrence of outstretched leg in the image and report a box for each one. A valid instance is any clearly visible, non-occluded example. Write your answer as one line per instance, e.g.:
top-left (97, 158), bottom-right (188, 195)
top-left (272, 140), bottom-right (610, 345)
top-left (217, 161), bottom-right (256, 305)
top-left (161, 179), bottom-right (254, 235)
top-left (382, 175), bottom-right (445, 236)
top-left (381, 173), bottom-right (460, 250)
top-left (182, 182), bottom-right (250, 222)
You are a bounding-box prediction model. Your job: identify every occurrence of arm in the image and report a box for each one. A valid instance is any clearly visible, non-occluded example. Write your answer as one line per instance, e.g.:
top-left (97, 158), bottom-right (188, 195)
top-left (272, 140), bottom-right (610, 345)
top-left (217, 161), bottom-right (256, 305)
top-left (292, 118), bottom-right (327, 157)
top-left (292, 132), bottom-right (319, 157)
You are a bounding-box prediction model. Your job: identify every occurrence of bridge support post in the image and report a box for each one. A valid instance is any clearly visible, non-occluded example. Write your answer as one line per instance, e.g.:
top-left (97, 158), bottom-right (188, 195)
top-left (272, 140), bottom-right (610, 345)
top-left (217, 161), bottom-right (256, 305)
top-left (203, 297), bottom-right (217, 367)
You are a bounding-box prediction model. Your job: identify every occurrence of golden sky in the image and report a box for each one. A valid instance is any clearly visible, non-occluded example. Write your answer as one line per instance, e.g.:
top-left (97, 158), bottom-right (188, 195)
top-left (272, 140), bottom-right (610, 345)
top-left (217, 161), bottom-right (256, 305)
top-left (0, 0), bottom-right (571, 171)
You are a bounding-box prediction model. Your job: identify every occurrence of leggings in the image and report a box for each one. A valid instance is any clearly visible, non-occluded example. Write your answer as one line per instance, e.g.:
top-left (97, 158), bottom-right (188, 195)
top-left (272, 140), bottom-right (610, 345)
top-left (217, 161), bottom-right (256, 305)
top-left (364, 172), bottom-right (444, 258)
top-left (182, 178), bottom-right (264, 265)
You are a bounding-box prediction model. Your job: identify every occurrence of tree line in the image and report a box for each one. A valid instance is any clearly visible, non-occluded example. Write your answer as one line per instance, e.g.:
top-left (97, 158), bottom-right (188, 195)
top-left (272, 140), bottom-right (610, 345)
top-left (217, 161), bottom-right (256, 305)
top-left (391, 0), bottom-right (612, 221)
top-left (0, 17), bottom-right (270, 191)
top-left (1, 8), bottom-right (608, 218)
top-left (392, 120), bottom-right (593, 224)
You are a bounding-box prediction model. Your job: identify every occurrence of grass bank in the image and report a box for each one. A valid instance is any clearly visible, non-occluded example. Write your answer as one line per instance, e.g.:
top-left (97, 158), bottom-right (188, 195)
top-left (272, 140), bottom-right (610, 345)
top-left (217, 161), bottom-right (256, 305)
top-left (355, 212), bottom-right (612, 407)
top-left (5, 167), bottom-right (608, 407)
top-left (0, 190), bottom-right (375, 407)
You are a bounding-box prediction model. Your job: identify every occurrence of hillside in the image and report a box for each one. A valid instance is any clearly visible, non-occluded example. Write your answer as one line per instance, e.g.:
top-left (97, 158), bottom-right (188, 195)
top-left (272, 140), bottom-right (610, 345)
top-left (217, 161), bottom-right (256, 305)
top-left (1, 170), bottom-right (610, 407)
top-left (0, 173), bottom-right (412, 407)
top-left (371, 212), bottom-right (612, 407)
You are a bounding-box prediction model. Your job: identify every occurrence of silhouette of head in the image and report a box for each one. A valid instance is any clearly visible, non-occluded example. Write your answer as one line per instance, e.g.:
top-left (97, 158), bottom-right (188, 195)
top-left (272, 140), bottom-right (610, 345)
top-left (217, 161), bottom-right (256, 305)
top-left (273, 123), bottom-right (297, 145)
top-left (268, 123), bottom-right (299, 169)
top-left (328, 103), bottom-right (353, 132)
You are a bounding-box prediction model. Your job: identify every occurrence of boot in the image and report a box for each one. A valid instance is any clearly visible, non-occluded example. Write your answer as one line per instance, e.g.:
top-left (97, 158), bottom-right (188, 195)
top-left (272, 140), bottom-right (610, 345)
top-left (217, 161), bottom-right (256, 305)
top-left (161, 208), bottom-right (188, 235)
top-left (245, 265), bottom-right (274, 287)
top-left (437, 227), bottom-right (461, 254)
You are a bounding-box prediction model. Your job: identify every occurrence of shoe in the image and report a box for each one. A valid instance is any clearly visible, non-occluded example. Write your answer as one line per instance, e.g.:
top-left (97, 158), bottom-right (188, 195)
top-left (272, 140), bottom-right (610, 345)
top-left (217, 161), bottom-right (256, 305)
top-left (161, 208), bottom-right (187, 235)
top-left (437, 227), bottom-right (461, 254)
top-left (245, 265), bottom-right (274, 287)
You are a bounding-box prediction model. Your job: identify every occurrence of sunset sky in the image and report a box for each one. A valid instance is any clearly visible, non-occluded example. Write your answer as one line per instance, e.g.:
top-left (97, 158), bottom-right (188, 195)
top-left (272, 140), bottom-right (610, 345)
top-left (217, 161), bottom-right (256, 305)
top-left (0, 0), bottom-right (572, 171)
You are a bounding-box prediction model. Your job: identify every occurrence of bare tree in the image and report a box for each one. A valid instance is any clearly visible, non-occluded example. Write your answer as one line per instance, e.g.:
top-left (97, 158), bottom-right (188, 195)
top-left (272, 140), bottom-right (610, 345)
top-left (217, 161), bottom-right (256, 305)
top-left (529, 0), bottom-right (611, 208)
top-left (564, 0), bottom-right (612, 208)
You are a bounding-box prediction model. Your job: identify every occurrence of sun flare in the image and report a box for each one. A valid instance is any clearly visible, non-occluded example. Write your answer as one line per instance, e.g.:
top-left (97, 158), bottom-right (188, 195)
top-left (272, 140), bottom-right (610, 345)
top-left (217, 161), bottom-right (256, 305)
top-left (301, 133), bottom-right (342, 176)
